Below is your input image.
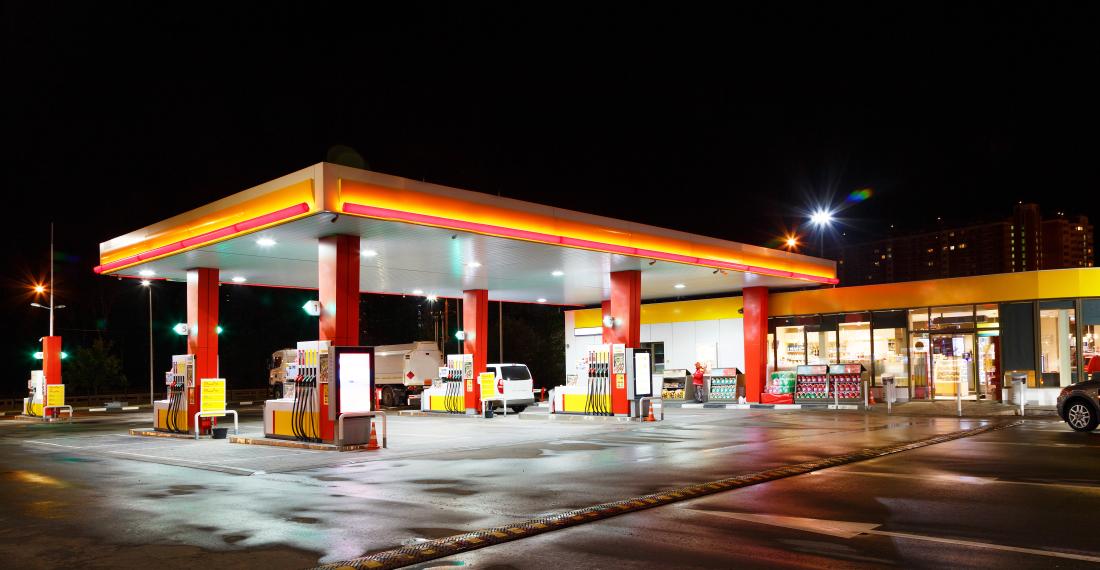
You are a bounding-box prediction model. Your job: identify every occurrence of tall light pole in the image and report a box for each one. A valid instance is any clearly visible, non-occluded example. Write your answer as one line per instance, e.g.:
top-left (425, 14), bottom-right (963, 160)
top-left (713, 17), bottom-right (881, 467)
top-left (810, 209), bottom-right (835, 257)
top-left (30, 224), bottom-right (66, 325)
top-left (142, 280), bottom-right (153, 406)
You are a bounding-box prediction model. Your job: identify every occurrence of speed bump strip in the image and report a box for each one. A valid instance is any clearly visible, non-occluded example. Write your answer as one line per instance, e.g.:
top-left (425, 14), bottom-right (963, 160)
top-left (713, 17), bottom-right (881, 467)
top-left (313, 421), bottom-right (1019, 570)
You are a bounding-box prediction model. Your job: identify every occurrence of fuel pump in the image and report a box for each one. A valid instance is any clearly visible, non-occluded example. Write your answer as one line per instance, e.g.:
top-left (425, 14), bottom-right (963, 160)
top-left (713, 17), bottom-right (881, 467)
top-left (552, 344), bottom-right (657, 419)
top-left (154, 354), bottom-right (194, 433)
top-left (23, 370), bottom-right (45, 417)
top-left (265, 340), bottom-right (329, 442)
top-left (419, 355), bottom-right (470, 413)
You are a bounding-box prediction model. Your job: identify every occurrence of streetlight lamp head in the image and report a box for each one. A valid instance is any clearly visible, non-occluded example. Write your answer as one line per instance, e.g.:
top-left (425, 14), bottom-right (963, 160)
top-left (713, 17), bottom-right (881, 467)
top-left (810, 209), bottom-right (834, 227)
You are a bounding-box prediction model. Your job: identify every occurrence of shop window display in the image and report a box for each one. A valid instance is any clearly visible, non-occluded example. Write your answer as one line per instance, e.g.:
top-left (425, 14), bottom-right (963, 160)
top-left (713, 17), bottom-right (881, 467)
top-left (775, 326), bottom-right (805, 370)
top-left (872, 326), bottom-right (908, 391)
top-left (1039, 305), bottom-right (1075, 387)
top-left (910, 333), bottom-right (931, 399)
top-left (838, 321), bottom-right (871, 373)
top-left (807, 326), bottom-right (837, 365)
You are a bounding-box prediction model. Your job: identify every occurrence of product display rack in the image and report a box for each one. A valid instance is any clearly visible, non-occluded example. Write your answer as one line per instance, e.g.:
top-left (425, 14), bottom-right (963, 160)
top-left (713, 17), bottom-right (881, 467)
top-left (828, 363), bottom-right (866, 401)
top-left (705, 368), bottom-right (742, 402)
top-left (794, 364), bottom-right (830, 402)
top-left (661, 369), bottom-right (687, 401)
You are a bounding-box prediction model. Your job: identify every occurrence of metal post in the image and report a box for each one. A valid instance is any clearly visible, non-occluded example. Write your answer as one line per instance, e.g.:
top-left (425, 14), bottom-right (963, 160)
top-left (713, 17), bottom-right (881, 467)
top-left (832, 376), bottom-right (839, 409)
top-left (956, 377), bottom-right (963, 417)
top-left (499, 301), bottom-right (503, 363)
top-left (863, 379), bottom-right (869, 408)
top-left (49, 222), bottom-right (54, 337)
top-left (149, 285), bottom-right (154, 407)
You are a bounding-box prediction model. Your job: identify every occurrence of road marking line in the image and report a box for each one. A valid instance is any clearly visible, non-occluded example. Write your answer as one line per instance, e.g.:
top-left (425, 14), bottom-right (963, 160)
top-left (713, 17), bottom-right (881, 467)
top-left (311, 421), bottom-right (1020, 570)
top-left (872, 529), bottom-right (1100, 562)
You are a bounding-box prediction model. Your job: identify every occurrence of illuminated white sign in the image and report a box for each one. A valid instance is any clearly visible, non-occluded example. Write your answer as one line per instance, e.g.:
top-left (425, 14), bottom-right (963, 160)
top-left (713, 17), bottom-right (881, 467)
top-left (339, 353), bottom-right (373, 413)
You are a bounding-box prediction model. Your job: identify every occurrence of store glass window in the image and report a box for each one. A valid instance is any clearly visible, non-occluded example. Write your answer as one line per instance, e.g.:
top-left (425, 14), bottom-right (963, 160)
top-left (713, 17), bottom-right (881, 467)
top-left (976, 304), bottom-right (999, 329)
top-left (910, 333), bottom-right (931, 399)
top-left (806, 324), bottom-right (837, 365)
top-left (1039, 301), bottom-right (1075, 387)
top-left (1083, 299), bottom-right (1100, 372)
top-left (838, 320), bottom-right (871, 373)
top-left (909, 308), bottom-right (930, 331)
top-left (872, 311), bottom-right (908, 389)
top-left (775, 326), bottom-right (805, 370)
top-left (930, 305), bottom-right (976, 331)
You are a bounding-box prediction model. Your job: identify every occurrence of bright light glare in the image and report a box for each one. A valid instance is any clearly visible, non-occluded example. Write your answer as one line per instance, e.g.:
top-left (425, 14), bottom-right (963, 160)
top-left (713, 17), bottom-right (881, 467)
top-left (551, 270), bottom-right (564, 277)
top-left (231, 276), bottom-right (247, 283)
top-left (785, 236), bottom-right (798, 248)
top-left (33, 285), bottom-right (45, 294)
top-left (256, 237), bottom-right (277, 247)
top-left (140, 280), bottom-right (151, 287)
top-left (810, 209), bottom-right (834, 227)
top-left (139, 269), bottom-right (156, 277)
top-left (674, 283), bottom-right (686, 289)
top-left (361, 249), bottom-right (378, 257)
top-left (537, 298), bottom-right (547, 303)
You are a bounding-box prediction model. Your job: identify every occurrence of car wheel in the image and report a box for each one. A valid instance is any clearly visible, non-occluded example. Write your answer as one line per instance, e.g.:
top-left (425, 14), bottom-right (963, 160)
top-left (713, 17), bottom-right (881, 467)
top-left (1065, 400), bottom-right (1099, 432)
top-left (510, 405), bottom-right (527, 413)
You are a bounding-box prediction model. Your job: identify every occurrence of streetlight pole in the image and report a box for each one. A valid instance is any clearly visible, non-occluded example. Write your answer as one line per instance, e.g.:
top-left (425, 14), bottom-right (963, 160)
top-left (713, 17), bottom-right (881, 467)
top-left (147, 282), bottom-right (154, 406)
top-left (49, 222), bottom-right (55, 336)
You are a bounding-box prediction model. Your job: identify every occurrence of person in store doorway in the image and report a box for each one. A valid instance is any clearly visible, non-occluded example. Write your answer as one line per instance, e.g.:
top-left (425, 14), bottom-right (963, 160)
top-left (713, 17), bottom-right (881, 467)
top-left (693, 362), bottom-right (707, 403)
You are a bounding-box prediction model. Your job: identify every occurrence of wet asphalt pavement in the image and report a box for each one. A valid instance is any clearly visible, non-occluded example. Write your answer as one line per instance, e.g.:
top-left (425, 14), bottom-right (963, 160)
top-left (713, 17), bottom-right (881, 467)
top-left (0, 408), bottom-right (1096, 569)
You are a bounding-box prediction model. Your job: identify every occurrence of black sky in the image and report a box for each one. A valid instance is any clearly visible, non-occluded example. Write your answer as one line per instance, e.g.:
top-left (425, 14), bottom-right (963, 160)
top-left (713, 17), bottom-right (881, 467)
top-left (3, 2), bottom-right (1098, 390)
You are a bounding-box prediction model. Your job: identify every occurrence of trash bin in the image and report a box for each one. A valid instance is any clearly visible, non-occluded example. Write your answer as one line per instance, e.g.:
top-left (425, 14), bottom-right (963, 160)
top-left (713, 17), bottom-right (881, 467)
top-left (212, 427), bottom-right (229, 439)
top-left (484, 405), bottom-right (495, 419)
top-left (882, 375), bottom-right (897, 404)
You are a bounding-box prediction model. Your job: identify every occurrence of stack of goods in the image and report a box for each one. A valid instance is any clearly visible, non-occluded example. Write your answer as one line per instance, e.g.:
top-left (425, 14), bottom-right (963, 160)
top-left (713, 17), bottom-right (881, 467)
top-left (761, 371), bottom-right (796, 404)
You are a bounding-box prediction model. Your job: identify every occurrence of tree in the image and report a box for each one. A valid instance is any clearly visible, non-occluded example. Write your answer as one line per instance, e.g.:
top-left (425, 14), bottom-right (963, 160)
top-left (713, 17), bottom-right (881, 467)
top-left (66, 338), bottom-right (127, 395)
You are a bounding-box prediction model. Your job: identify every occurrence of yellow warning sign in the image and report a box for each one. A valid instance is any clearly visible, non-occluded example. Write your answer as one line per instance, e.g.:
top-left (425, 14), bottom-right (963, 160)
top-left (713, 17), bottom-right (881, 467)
top-left (200, 378), bottom-right (226, 414)
top-left (46, 384), bottom-right (65, 407)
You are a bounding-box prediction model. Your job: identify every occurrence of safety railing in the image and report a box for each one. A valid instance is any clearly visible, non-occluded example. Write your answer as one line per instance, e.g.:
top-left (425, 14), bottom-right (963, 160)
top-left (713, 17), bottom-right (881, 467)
top-left (337, 411), bottom-right (387, 448)
top-left (638, 396), bottom-right (664, 420)
top-left (193, 410), bottom-right (239, 440)
top-left (43, 405), bottom-right (74, 422)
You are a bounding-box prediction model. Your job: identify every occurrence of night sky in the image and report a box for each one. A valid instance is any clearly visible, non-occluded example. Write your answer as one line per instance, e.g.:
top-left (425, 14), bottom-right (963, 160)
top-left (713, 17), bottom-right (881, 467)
top-left (4, 2), bottom-right (1097, 393)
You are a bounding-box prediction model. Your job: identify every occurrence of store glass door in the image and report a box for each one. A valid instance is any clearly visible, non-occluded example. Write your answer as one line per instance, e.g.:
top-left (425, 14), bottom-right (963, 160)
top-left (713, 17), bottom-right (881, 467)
top-left (931, 333), bottom-right (976, 399)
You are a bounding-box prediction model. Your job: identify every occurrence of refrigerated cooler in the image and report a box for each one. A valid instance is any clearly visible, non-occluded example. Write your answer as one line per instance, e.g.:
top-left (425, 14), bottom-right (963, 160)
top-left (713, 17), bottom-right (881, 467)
top-left (661, 369), bottom-right (690, 401)
top-left (705, 368), bottom-right (742, 402)
top-left (828, 363), bottom-right (866, 402)
top-left (794, 364), bottom-right (830, 402)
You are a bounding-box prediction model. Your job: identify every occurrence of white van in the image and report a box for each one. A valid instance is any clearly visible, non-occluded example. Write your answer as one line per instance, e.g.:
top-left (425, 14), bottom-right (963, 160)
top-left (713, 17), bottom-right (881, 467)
top-left (485, 363), bottom-right (536, 412)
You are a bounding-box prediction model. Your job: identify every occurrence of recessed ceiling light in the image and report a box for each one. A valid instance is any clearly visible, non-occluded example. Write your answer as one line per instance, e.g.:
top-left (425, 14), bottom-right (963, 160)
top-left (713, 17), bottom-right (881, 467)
top-left (674, 283), bottom-right (686, 289)
top-left (551, 270), bottom-right (564, 277)
top-left (232, 276), bottom-right (247, 283)
top-left (362, 249), bottom-right (378, 257)
top-left (139, 269), bottom-right (156, 277)
top-left (256, 237), bottom-right (277, 247)
top-left (426, 295), bottom-right (438, 302)
top-left (412, 289), bottom-right (424, 295)
top-left (537, 298), bottom-right (547, 303)
top-left (467, 261), bottom-right (481, 268)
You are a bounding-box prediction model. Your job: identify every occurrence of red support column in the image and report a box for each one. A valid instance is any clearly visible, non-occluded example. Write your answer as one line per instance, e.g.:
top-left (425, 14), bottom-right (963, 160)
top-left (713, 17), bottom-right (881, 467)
top-left (601, 300), bottom-right (611, 343)
top-left (463, 289), bottom-right (488, 413)
top-left (319, 235), bottom-right (360, 346)
top-left (609, 270), bottom-right (641, 415)
top-left (742, 286), bottom-right (769, 403)
top-left (319, 234), bottom-right (360, 441)
top-left (42, 336), bottom-right (62, 416)
top-left (186, 268), bottom-right (219, 432)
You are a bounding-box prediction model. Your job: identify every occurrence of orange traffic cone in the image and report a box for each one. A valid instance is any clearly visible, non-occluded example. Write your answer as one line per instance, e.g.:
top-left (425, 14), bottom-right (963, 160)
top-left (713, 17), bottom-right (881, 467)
top-left (645, 405), bottom-right (656, 422)
top-left (365, 421), bottom-right (380, 451)
top-left (868, 388), bottom-right (877, 406)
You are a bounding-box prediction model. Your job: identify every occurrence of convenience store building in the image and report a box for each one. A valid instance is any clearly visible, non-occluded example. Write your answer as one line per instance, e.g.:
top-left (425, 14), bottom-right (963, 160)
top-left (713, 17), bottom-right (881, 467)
top-left (565, 268), bottom-right (1100, 406)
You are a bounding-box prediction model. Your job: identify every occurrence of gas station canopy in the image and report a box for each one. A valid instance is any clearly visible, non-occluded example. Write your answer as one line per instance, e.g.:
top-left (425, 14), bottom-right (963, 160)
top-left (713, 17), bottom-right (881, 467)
top-left (97, 163), bottom-right (836, 305)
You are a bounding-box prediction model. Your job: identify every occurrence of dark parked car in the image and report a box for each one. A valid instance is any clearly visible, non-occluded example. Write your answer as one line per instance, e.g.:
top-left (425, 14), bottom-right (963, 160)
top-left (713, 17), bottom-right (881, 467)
top-left (1057, 377), bottom-right (1100, 432)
